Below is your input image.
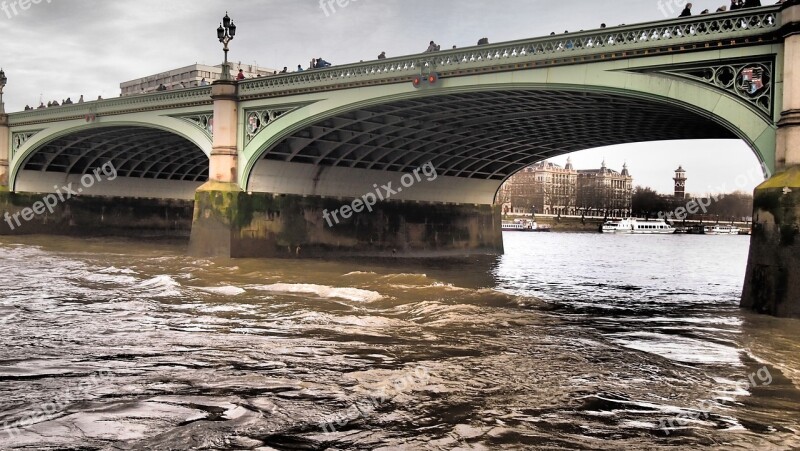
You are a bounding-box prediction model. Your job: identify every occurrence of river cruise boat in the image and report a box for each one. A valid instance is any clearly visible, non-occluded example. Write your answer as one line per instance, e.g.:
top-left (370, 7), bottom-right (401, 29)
top-left (704, 225), bottom-right (741, 235)
top-left (601, 218), bottom-right (676, 234)
top-left (502, 220), bottom-right (551, 232)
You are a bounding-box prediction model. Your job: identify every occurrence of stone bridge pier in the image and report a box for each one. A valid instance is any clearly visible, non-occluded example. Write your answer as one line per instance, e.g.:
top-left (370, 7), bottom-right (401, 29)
top-left (0, 113), bottom-right (8, 189)
top-left (187, 81), bottom-right (503, 259)
top-left (742, 1), bottom-right (800, 317)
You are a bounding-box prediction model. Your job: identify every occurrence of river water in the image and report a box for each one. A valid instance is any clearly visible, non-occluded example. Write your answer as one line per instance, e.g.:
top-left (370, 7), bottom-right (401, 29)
top-left (0, 232), bottom-right (798, 450)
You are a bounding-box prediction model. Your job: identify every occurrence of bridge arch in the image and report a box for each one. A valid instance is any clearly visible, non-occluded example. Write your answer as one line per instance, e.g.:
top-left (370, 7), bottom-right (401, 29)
top-left (241, 62), bottom-right (775, 205)
top-left (10, 118), bottom-right (211, 200)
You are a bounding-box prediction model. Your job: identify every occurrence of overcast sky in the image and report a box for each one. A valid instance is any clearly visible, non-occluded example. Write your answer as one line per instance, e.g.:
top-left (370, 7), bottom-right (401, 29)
top-left (0, 0), bottom-right (765, 195)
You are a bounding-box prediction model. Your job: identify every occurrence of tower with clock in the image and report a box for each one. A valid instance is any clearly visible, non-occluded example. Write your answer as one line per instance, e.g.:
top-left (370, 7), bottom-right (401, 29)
top-left (673, 166), bottom-right (687, 200)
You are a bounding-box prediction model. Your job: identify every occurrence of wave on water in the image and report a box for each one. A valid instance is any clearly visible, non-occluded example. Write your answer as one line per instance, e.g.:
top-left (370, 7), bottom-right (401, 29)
top-left (134, 275), bottom-right (183, 298)
top-left (379, 273), bottom-right (429, 284)
top-left (192, 286), bottom-right (247, 296)
top-left (248, 283), bottom-right (383, 303)
top-left (98, 266), bottom-right (137, 275)
top-left (608, 332), bottom-right (743, 365)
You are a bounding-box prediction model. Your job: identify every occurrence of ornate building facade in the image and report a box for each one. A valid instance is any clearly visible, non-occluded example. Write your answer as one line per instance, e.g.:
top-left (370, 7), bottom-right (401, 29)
top-left (499, 159), bottom-right (633, 217)
top-left (576, 161), bottom-right (633, 217)
top-left (498, 159), bottom-right (578, 215)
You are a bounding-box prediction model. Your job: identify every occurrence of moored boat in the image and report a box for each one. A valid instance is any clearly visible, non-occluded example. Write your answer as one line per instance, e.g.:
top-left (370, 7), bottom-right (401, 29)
top-left (704, 225), bottom-right (741, 235)
top-left (601, 218), bottom-right (675, 234)
top-left (502, 220), bottom-right (551, 232)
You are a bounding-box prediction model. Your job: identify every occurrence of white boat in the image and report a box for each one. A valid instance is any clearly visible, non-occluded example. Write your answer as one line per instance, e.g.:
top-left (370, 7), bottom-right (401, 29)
top-left (704, 225), bottom-right (741, 235)
top-left (601, 219), bottom-right (629, 233)
top-left (601, 218), bottom-right (675, 235)
top-left (502, 220), bottom-right (551, 232)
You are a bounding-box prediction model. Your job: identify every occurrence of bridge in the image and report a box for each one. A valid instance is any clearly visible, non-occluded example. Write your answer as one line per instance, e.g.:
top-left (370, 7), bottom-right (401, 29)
top-left (1, 3), bottom-right (799, 316)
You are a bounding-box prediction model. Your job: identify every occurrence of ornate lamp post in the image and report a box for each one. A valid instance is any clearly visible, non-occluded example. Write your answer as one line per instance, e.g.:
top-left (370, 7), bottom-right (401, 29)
top-left (0, 69), bottom-right (7, 114)
top-left (216, 13), bottom-right (237, 81)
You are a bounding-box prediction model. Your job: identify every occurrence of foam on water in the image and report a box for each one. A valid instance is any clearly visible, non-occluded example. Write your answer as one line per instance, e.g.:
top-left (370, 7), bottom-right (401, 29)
top-left (84, 272), bottom-right (139, 285)
top-left (98, 267), bottom-right (137, 275)
top-left (608, 332), bottom-right (743, 365)
top-left (192, 286), bottom-right (247, 296)
top-left (134, 275), bottom-right (183, 298)
top-left (248, 283), bottom-right (383, 302)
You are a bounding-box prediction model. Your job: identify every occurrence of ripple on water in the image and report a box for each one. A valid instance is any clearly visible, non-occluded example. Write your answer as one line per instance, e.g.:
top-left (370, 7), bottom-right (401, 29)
top-left (192, 285), bottom-right (247, 296)
top-left (247, 283), bottom-right (384, 303)
top-left (608, 332), bottom-right (744, 365)
top-left (133, 275), bottom-right (183, 298)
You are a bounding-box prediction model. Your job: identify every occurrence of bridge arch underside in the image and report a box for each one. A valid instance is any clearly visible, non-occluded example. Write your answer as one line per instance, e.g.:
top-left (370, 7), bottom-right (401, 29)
top-left (15, 126), bottom-right (209, 200)
top-left (250, 89), bottom-right (741, 205)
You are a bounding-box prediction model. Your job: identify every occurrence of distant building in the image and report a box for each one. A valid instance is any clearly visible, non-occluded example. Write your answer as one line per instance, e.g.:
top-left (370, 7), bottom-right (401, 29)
top-left (673, 166), bottom-right (687, 200)
top-left (498, 159), bottom-right (578, 216)
top-left (576, 161), bottom-right (633, 218)
top-left (498, 159), bottom-right (632, 217)
top-left (120, 63), bottom-right (278, 96)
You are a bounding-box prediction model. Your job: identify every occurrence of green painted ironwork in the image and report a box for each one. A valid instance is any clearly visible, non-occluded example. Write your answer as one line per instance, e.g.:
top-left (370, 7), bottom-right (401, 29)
top-left (8, 87), bottom-right (213, 126)
top-left (5, 6), bottom-right (781, 125)
top-left (244, 106), bottom-right (301, 145)
top-left (237, 6), bottom-right (780, 99)
top-left (11, 130), bottom-right (42, 157)
top-left (174, 112), bottom-right (214, 139)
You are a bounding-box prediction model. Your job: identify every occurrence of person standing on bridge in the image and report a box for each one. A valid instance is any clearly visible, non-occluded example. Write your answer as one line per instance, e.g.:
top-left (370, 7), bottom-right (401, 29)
top-left (743, 0), bottom-right (761, 7)
top-left (679, 3), bottom-right (692, 16)
top-left (378, 51), bottom-right (386, 59)
top-left (296, 65), bottom-right (304, 72)
top-left (237, 69), bottom-right (245, 80)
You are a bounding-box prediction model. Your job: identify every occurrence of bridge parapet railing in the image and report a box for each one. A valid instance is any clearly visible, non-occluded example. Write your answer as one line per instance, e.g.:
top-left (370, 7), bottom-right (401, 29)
top-left (7, 5), bottom-right (783, 123)
top-left (8, 86), bottom-right (213, 126)
top-left (238, 5), bottom-right (781, 99)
